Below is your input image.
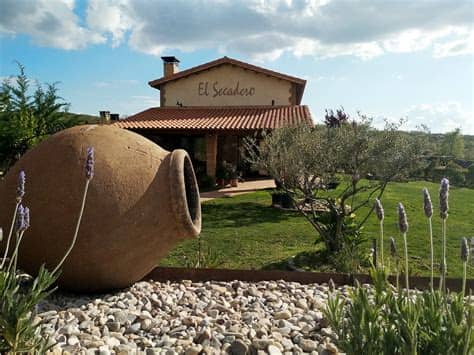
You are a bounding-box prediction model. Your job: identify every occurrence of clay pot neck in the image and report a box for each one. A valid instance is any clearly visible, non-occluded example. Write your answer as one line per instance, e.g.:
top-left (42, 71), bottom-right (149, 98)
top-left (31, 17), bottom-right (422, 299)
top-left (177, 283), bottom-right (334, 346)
top-left (168, 149), bottom-right (201, 238)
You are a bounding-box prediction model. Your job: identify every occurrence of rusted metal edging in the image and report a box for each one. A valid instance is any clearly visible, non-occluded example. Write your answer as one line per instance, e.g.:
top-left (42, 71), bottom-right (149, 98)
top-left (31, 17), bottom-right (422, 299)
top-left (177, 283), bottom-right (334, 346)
top-left (143, 267), bottom-right (474, 293)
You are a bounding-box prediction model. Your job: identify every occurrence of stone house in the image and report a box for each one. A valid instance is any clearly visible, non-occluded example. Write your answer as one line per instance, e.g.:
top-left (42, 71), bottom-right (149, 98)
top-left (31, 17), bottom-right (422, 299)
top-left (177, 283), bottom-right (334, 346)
top-left (115, 56), bottom-right (312, 181)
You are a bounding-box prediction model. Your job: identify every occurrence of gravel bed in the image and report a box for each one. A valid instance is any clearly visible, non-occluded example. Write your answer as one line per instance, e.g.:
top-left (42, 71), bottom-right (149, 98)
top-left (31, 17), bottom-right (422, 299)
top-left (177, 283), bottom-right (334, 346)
top-left (38, 280), bottom-right (348, 355)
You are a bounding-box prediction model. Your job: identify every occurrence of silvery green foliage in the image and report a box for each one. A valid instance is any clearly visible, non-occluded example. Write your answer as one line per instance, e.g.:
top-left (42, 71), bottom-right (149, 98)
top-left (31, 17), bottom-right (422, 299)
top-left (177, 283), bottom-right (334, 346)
top-left (389, 237), bottom-right (397, 258)
top-left (374, 198), bottom-right (384, 221)
top-left (324, 186), bottom-right (474, 355)
top-left (461, 237), bottom-right (469, 262)
top-left (244, 114), bottom-right (427, 271)
top-left (326, 276), bottom-right (473, 355)
top-left (1, 149), bottom-right (93, 353)
top-left (0, 171), bottom-right (55, 353)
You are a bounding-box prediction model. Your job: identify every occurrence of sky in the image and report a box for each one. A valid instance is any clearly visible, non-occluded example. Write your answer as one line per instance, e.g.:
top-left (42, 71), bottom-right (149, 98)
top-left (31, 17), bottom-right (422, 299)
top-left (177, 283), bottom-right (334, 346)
top-left (0, 0), bottom-right (473, 134)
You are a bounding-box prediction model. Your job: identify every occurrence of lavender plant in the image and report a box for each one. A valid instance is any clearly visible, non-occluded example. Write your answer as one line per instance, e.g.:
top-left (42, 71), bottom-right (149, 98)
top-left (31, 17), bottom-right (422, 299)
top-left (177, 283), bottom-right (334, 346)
top-left (390, 236), bottom-right (399, 290)
top-left (398, 202), bottom-right (410, 295)
top-left (461, 237), bottom-right (469, 296)
top-left (374, 198), bottom-right (385, 269)
top-left (0, 147), bottom-right (94, 353)
top-left (423, 187), bottom-right (434, 289)
top-left (439, 177), bottom-right (449, 292)
top-left (0, 171), bottom-right (25, 269)
top-left (324, 179), bottom-right (473, 355)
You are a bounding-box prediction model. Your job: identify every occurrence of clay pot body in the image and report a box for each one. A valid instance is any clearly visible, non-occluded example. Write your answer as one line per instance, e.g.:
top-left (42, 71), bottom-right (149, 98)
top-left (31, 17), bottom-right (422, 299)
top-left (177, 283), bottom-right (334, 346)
top-left (0, 125), bottom-right (201, 292)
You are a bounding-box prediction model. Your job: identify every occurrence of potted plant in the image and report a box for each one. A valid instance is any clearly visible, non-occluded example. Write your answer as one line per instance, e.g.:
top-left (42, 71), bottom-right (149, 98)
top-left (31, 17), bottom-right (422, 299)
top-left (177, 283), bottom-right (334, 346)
top-left (221, 161), bottom-right (233, 187)
top-left (215, 164), bottom-right (226, 188)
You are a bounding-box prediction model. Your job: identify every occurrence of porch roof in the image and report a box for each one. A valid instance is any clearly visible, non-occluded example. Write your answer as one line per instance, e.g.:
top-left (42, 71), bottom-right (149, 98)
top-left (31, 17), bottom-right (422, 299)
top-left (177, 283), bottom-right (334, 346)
top-left (114, 105), bottom-right (312, 131)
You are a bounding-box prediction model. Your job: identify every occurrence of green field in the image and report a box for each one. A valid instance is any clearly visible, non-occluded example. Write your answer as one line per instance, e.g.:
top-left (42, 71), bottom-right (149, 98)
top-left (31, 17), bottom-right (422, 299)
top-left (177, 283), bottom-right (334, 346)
top-left (160, 180), bottom-right (474, 279)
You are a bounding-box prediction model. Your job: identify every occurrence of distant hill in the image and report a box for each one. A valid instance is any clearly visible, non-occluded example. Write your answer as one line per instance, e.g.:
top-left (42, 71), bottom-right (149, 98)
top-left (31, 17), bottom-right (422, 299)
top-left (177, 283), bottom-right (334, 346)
top-left (64, 112), bottom-right (100, 125)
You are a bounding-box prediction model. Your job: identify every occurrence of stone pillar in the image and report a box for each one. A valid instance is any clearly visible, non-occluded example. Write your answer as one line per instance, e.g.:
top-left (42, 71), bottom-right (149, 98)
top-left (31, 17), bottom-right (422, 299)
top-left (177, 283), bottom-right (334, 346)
top-left (206, 134), bottom-right (218, 178)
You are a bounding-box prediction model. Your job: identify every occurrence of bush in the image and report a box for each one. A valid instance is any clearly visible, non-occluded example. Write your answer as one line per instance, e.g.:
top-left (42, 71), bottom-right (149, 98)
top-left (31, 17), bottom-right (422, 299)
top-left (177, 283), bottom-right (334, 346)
top-left (324, 178), bottom-right (474, 354)
top-left (198, 174), bottom-right (215, 189)
top-left (0, 63), bottom-right (81, 171)
top-left (445, 161), bottom-right (466, 186)
top-left (0, 148), bottom-right (94, 353)
top-left (244, 111), bottom-right (427, 271)
top-left (466, 165), bottom-right (474, 187)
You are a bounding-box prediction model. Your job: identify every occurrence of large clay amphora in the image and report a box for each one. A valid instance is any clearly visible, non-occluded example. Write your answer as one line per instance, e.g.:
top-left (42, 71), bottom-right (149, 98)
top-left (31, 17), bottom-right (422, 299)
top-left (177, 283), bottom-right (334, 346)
top-left (0, 125), bottom-right (201, 292)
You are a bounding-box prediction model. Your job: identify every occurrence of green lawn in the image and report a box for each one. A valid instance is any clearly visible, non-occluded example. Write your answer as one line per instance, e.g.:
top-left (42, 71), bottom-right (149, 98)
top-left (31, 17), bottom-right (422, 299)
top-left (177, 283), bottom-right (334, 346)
top-left (160, 180), bottom-right (474, 278)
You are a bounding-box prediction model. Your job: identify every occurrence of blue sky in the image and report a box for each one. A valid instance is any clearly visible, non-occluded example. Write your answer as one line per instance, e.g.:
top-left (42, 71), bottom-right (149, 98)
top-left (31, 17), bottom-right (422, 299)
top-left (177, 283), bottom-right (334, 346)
top-left (0, 0), bottom-right (473, 134)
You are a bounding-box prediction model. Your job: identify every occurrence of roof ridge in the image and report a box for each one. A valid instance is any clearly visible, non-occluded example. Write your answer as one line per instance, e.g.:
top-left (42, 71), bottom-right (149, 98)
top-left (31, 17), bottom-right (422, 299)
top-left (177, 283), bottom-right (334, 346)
top-left (148, 56), bottom-right (306, 88)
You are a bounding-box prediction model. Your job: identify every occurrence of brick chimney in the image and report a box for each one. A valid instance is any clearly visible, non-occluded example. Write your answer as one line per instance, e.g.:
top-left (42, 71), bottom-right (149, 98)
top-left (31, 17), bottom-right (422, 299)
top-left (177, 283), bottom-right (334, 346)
top-left (161, 56), bottom-right (180, 77)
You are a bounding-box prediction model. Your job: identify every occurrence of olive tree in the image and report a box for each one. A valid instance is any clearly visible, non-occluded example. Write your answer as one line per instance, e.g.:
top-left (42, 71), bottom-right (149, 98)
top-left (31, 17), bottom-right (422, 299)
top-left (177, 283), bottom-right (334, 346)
top-left (244, 110), bottom-right (427, 271)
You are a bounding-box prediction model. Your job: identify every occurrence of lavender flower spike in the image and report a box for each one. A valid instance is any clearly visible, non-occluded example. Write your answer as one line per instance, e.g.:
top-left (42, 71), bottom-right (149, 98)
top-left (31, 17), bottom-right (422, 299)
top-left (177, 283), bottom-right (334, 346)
top-left (16, 170), bottom-right (25, 201)
top-left (398, 202), bottom-right (408, 234)
top-left (439, 178), bottom-right (449, 219)
top-left (422, 188), bottom-right (433, 218)
top-left (390, 237), bottom-right (397, 257)
top-left (374, 198), bottom-right (384, 221)
top-left (461, 237), bottom-right (469, 262)
top-left (23, 207), bottom-right (30, 230)
top-left (15, 204), bottom-right (26, 232)
top-left (85, 147), bottom-right (95, 180)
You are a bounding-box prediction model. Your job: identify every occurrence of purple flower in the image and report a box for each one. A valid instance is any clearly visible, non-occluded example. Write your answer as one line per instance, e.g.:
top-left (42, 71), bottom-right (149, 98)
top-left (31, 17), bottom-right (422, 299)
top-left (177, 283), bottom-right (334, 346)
top-left (439, 178), bottom-right (449, 219)
top-left (422, 188), bottom-right (433, 218)
top-left (85, 147), bottom-right (94, 180)
top-left (15, 204), bottom-right (26, 232)
top-left (16, 170), bottom-right (25, 201)
top-left (398, 202), bottom-right (408, 234)
top-left (374, 198), bottom-right (384, 221)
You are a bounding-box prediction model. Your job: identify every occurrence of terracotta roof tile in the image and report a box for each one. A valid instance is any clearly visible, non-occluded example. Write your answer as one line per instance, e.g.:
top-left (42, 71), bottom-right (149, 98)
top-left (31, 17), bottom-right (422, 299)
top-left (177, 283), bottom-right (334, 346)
top-left (114, 106), bottom-right (312, 131)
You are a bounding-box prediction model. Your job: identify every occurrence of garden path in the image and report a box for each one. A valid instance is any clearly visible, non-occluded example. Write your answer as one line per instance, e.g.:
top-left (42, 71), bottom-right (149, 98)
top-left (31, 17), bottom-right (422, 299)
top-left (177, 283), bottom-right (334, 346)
top-left (200, 178), bottom-right (275, 202)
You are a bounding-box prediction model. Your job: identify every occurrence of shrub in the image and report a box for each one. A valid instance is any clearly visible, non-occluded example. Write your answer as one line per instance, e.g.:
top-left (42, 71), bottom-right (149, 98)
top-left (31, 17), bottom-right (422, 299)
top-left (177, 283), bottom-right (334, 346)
top-left (198, 174), bottom-right (215, 189)
top-left (0, 148), bottom-right (94, 353)
top-left (324, 178), bottom-right (474, 354)
top-left (444, 161), bottom-right (466, 186)
top-left (0, 63), bottom-right (82, 171)
top-left (466, 165), bottom-right (474, 187)
top-left (244, 111), bottom-right (427, 271)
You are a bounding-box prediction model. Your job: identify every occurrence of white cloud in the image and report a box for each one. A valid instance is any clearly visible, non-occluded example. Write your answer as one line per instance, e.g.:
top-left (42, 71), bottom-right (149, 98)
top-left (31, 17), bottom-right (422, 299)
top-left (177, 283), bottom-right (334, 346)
top-left (403, 102), bottom-right (474, 134)
top-left (86, 0), bottom-right (474, 60)
top-left (1, 0), bottom-right (473, 60)
top-left (0, 0), bottom-right (104, 50)
top-left (93, 79), bottom-right (138, 88)
top-left (433, 33), bottom-right (474, 58)
top-left (86, 0), bottom-right (133, 47)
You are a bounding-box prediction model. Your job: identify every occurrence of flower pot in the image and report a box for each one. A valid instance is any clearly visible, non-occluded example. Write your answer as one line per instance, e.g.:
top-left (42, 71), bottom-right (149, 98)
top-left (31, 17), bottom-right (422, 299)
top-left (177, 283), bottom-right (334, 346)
top-left (230, 178), bottom-right (238, 187)
top-left (0, 125), bottom-right (201, 292)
